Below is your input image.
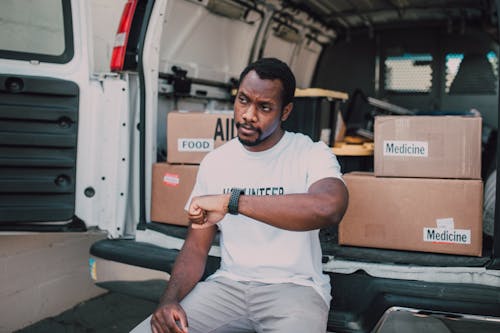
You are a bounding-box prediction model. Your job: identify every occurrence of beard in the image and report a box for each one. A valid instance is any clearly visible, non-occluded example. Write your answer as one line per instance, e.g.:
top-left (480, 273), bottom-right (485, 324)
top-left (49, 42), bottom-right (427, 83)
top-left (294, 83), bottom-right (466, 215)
top-left (235, 122), bottom-right (270, 147)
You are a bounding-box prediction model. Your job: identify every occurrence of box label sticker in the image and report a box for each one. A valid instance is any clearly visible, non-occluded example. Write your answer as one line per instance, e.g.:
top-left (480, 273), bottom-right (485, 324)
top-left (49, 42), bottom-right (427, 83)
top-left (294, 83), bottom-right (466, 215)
top-left (383, 140), bottom-right (428, 157)
top-left (423, 228), bottom-right (471, 245)
top-left (163, 173), bottom-right (180, 187)
top-left (178, 138), bottom-right (214, 152)
top-left (436, 217), bottom-right (455, 230)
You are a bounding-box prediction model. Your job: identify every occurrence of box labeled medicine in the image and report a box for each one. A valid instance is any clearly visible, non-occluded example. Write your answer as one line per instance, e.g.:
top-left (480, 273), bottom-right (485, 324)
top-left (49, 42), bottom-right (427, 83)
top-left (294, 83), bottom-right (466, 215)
top-left (338, 172), bottom-right (483, 256)
top-left (374, 116), bottom-right (481, 179)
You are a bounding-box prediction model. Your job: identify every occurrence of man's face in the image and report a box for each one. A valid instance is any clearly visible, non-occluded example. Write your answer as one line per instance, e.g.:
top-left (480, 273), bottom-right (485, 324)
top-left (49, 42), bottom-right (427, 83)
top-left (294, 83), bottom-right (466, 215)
top-left (234, 70), bottom-right (292, 152)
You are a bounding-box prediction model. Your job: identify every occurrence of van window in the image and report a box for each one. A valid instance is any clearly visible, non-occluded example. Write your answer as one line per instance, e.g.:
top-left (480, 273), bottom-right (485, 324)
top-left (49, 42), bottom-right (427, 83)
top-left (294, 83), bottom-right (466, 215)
top-left (488, 51), bottom-right (498, 78)
top-left (447, 51), bottom-right (498, 95)
top-left (384, 53), bottom-right (433, 93)
top-left (0, 0), bottom-right (73, 63)
top-left (445, 53), bottom-right (464, 93)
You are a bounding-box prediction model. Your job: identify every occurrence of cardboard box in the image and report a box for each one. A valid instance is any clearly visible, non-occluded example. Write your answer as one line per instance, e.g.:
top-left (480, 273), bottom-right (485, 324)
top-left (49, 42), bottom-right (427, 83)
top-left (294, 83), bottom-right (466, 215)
top-left (374, 116), bottom-right (481, 179)
top-left (167, 111), bottom-right (236, 164)
top-left (339, 173), bottom-right (483, 256)
top-left (151, 163), bottom-right (198, 226)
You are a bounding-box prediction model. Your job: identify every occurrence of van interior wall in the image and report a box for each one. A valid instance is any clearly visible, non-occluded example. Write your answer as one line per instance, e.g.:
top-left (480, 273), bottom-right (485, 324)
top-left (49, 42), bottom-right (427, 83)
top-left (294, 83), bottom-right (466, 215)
top-left (261, 32), bottom-right (323, 88)
top-left (155, 0), bottom-right (330, 158)
top-left (157, 0), bottom-right (326, 88)
top-left (439, 29), bottom-right (499, 129)
top-left (314, 34), bottom-right (377, 131)
top-left (158, 0), bottom-right (258, 84)
top-left (313, 26), bottom-right (499, 130)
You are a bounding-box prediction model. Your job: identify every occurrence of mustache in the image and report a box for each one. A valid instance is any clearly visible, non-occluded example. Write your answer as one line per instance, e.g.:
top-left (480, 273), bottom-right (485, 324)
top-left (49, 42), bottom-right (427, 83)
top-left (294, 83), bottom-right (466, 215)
top-left (236, 122), bottom-right (258, 131)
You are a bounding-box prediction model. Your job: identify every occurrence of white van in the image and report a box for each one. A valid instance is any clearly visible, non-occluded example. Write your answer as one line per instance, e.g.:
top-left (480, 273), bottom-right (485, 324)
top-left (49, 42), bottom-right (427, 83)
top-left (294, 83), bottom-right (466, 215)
top-left (1, 0), bottom-right (499, 332)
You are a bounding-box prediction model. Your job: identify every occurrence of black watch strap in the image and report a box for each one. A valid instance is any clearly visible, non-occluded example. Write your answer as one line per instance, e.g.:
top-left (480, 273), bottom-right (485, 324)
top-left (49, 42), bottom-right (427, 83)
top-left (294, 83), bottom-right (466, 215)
top-left (228, 188), bottom-right (244, 215)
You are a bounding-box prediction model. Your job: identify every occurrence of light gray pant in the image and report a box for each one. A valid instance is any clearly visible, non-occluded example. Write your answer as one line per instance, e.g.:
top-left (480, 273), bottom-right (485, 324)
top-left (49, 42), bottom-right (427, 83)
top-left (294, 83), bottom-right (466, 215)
top-left (131, 276), bottom-right (329, 333)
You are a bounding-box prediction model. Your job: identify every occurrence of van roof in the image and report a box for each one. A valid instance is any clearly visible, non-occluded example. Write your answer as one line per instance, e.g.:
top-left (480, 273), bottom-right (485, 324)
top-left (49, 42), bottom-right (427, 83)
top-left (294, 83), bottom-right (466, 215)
top-left (285, 0), bottom-right (495, 39)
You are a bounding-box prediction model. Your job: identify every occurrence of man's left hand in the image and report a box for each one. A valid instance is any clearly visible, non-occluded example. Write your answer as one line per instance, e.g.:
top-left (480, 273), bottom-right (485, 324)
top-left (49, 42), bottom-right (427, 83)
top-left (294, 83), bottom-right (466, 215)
top-left (188, 194), bottom-right (230, 229)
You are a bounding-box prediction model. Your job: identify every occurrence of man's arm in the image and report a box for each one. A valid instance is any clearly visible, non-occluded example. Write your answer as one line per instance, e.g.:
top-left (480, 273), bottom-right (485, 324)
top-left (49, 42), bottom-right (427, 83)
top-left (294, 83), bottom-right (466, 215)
top-left (189, 177), bottom-right (348, 231)
top-left (151, 226), bottom-right (216, 333)
top-left (239, 177), bottom-right (347, 230)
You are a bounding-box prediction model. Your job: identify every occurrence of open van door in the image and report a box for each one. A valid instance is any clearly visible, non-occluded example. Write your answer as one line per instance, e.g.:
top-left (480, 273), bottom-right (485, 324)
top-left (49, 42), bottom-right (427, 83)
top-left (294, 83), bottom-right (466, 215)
top-left (0, 0), bottom-right (89, 231)
top-left (0, 0), bottom-right (137, 235)
top-left (0, 0), bottom-right (169, 237)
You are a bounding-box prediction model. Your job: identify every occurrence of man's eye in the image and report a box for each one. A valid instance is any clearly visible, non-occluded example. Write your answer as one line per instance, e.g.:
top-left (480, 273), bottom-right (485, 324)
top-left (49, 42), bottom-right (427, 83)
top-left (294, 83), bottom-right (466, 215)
top-left (239, 96), bottom-right (248, 104)
top-left (260, 104), bottom-right (271, 112)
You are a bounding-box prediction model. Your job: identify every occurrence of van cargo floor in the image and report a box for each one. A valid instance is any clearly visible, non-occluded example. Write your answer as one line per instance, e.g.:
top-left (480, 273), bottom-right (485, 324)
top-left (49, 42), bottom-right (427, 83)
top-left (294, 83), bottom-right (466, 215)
top-left (145, 222), bottom-right (491, 267)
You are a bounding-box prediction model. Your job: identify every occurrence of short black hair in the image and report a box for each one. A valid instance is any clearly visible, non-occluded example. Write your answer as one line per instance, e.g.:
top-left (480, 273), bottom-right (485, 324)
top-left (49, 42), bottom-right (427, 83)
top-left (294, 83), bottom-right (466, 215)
top-left (238, 58), bottom-right (296, 108)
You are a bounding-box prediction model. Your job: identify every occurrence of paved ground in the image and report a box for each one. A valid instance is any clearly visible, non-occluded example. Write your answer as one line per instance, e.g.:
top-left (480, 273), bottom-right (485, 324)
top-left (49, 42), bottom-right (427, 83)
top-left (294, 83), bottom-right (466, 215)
top-left (15, 292), bottom-right (157, 333)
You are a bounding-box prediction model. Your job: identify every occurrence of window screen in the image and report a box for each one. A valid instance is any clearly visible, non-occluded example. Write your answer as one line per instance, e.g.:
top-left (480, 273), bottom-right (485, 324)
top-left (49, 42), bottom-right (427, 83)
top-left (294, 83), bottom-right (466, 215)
top-left (384, 54), bottom-right (433, 93)
top-left (487, 51), bottom-right (498, 80)
top-left (445, 53), bottom-right (463, 93)
top-left (446, 51), bottom-right (497, 95)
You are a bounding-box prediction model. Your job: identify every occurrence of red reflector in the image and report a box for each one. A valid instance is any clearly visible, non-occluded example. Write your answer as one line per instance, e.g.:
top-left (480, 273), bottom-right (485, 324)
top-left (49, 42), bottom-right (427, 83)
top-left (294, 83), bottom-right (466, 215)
top-left (110, 0), bottom-right (138, 72)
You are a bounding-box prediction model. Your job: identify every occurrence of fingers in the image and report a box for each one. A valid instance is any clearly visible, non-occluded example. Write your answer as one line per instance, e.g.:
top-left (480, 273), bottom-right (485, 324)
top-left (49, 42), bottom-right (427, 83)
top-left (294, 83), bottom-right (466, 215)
top-left (152, 310), bottom-right (173, 333)
top-left (151, 320), bottom-right (162, 333)
top-left (189, 195), bottom-right (226, 216)
top-left (151, 317), bottom-right (185, 333)
top-left (188, 211), bottom-right (206, 226)
top-left (188, 204), bottom-right (203, 217)
top-left (174, 311), bottom-right (189, 333)
top-left (151, 307), bottom-right (187, 333)
top-left (188, 195), bottom-right (228, 227)
top-left (179, 320), bottom-right (189, 333)
top-left (188, 202), bottom-right (208, 226)
top-left (151, 309), bottom-right (166, 331)
top-left (191, 221), bottom-right (211, 229)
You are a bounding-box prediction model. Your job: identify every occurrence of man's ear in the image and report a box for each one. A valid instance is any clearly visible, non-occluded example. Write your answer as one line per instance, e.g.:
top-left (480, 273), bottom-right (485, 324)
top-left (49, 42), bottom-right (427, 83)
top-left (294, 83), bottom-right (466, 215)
top-left (281, 102), bottom-right (293, 122)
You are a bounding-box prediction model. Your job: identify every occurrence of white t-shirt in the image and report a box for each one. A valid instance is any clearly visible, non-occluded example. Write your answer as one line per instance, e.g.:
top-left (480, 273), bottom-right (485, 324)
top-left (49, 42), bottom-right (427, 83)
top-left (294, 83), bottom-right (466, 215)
top-left (186, 131), bottom-right (343, 305)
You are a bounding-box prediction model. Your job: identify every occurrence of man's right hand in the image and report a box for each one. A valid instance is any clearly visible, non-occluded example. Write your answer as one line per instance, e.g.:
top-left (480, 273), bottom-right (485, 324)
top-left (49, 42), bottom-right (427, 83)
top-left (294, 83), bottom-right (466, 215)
top-left (151, 301), bottom-right (189, 333)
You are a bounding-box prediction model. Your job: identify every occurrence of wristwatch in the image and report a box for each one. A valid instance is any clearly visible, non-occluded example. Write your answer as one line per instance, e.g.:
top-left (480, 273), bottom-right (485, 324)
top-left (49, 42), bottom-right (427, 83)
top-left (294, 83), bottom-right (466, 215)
top-left (228, 188), bottom-right (244, 215)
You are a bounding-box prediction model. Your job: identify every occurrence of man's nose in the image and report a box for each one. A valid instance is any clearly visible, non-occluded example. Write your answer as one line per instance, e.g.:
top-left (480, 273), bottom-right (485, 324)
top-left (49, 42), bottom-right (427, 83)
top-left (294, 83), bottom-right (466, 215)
top-left (242, 104), bottom-right (257, 122)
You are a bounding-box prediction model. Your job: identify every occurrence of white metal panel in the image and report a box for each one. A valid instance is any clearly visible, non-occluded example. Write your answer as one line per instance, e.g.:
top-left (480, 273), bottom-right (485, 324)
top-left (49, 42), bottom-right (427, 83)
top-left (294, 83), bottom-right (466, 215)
top-left (291, 40), bottom-right (323, 88)
top-left (262, 33), bottom-right (322, 87)
top-left (87, 76), bottom-right (131, 237)
top-left (143, 0), bottom-right (169, 225)
top-left (262, 33), bottom-right (297, 66)
top-left (159, 0), bottom-right (259, 81)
